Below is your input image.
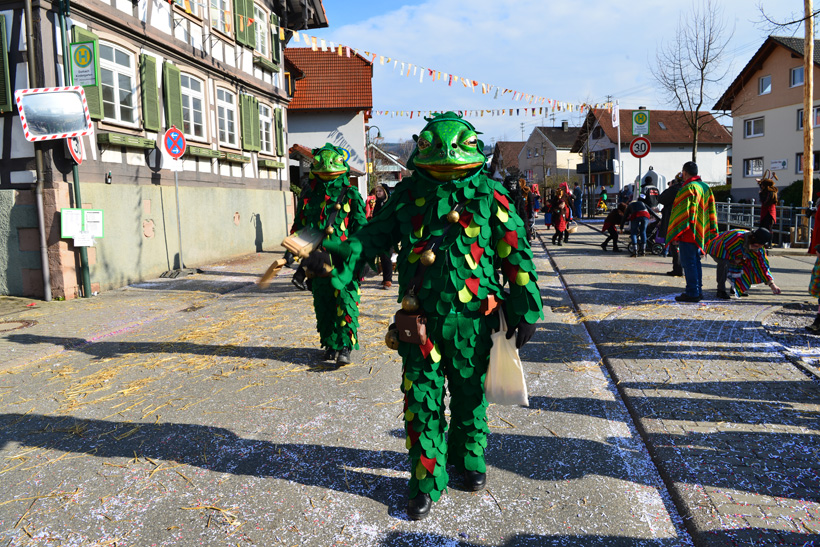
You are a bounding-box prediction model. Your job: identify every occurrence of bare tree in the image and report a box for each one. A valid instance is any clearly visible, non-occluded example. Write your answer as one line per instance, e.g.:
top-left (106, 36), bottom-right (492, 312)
top-left (653, 0), bottom-right (732, 162)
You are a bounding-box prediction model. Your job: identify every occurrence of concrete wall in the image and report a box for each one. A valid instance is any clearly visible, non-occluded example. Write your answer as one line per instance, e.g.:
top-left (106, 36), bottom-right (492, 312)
top-left (78, 182), bottom-right (290, 291)
top-left (288, 111), bottom-right (368, 196)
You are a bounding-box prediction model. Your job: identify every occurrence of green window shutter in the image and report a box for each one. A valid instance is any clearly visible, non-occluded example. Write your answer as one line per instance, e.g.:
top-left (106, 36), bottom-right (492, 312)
top-left (233, 0), bottom-right (255, 48)
top-left (162, 61), bottom-right (183, 131)
top-left (251, 97), bottom-right (260, 151)
top-left (139, 54), bottom-right (160, 132)
top-left (71, 26), bottom-right (103, 120)
top-left (240, 94), bottom-right (250, 150)
top-left (270, 12), bottom-right (281, 69)
top-left (275, 107), bottom-right (285, 156)
top-left (0, 16), bottom-right (12, 114)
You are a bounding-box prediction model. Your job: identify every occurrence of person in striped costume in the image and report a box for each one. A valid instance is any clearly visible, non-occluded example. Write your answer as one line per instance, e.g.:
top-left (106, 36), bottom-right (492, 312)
top-left (665, 162), bottom-right (718, 302)
top-left (704, 228), bottom-right (781, 300)
top-left (806, 204), bottom-right (820, 332)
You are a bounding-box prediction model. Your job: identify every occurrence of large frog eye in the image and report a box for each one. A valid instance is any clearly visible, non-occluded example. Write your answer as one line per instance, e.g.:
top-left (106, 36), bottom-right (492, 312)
top-left (417, 130), bottom-right (434, 152)
top-left (334, 156), bottom-right (344, 165)
top-left (462, 132), bottom-right (478, 148)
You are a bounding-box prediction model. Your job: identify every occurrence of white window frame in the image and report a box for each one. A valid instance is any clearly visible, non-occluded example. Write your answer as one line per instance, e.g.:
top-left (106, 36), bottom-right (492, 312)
top-left (173, 0), bottom-right (200, 17)
top-left (259, 102), bottom-right (273, 154)
top-left (743, 157), bottom-right (763, 178)
top-left (744, 117), bottom-right (764, 138)
top-left (99, 41), bottom-right (138, 126)
top-left (796, 107), bottom-right (820, 130)
top-left (216, 87), bottom-right (238, 147)
top-left (180, 73), bottom-right (207, 141)
top-left (254, 4), bottom-right (269, 57)
top-left (758, 75), bottom-right (772, 95)
top-left (210, 0), bottom-right (232, 35)
top-left (796, 152), bottom-right (820, 174)
top-left (791, 66), bottom-right (805, 88)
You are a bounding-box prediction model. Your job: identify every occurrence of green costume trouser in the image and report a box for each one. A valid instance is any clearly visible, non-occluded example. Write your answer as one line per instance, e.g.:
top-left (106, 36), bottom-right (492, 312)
top-left (400, 310), bottom-right (496, 501)
top-left (311, 276), bottom-right (360, 350)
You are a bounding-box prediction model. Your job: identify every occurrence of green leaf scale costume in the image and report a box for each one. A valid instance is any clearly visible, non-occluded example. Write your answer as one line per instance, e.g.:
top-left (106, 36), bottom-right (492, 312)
top-left (324, 113), bottom-right (543, 503)
top-left (291, 143), bottom-right (368, 352)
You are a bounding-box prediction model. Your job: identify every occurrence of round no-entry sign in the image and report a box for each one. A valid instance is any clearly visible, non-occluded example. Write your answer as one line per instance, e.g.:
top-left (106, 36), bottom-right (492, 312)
top-left (164, 126), bottom-right (186, 159)
top-left (67, 136), bottom-right (83, 165)
top-left (630, 136), bottom-right (650, 159)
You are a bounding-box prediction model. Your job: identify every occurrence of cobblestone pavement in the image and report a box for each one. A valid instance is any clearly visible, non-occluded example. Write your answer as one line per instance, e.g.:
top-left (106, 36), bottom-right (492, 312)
top-left (0, 248), bottom-right (690, 545)
top-left (550, 220), bottom-right (820, 546)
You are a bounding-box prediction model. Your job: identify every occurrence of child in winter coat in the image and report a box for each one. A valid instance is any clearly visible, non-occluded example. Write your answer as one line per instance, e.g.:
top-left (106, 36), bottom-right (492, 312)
top-left (601, 202), bottom-right (627, 252)
top-left (551, 200), bottom-right (571, 246)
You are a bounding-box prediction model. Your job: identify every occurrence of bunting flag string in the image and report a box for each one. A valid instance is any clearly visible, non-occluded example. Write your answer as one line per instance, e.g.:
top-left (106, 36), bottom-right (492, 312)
top-left (276, 25), bottom-right (613, 116)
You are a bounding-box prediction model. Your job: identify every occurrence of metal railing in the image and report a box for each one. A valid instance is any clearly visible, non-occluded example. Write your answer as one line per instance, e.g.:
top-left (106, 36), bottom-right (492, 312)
top-left (715, 200), bottom-right (812, 248)
top-left (583, 197), bottom-right (813, 248)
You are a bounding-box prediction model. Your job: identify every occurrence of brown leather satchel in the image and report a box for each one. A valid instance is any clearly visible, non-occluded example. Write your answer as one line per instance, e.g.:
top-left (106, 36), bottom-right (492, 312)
top-left (395, 310), bottom-right (428, 345)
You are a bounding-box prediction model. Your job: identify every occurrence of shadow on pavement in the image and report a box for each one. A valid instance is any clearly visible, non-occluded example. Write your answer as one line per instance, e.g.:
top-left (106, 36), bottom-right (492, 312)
top-left (379, 530), bottom-right (685, 546)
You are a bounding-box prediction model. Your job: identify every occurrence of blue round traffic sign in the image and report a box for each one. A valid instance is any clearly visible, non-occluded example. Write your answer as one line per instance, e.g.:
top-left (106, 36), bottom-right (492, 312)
top-left (163, 127), bottom-right (186, 159)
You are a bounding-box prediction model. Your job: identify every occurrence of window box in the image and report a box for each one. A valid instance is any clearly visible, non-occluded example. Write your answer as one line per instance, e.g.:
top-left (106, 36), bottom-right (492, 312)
top-left (186, 145), bottom-right (222, 158)
top-left (224, 152), bottom-right (251, 163)
top-left (253, 55), bottom-right (279, 73)
top-left (259, 158), bottom-right (285, 169)
top-left (97, 131), bottom-right (156, 149)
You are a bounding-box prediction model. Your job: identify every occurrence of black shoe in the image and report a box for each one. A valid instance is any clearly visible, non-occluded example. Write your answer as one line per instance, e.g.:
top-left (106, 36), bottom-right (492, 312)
top-left (600, 243), bottom-right (607, 251)
top-left (407, 493), bottom-right (432, 520)
top-left (292, 277), bottom-right (308, 291)
top-left (557, 241), bottom-right (563, 246)
top-left (464, 470), bottom-right (486, 492)
top-left (675, 293), bottom-right (702, 303)
top-left (629, 252), bottom-right (637, 257)
top-left (638, 248), bottom-right (645, 256)
top-left (715, 290), bottom-right (731, 300)
top-left (612, 247), bottom-right (621, 252)
top-left (806, 323), bottom-right (820, 333)
top-left (322, 348), bottom-right (338, 361)
top-left (336, 348), bottom-right (352, 366)
top-left (666, 270), bottom-right (683, 277)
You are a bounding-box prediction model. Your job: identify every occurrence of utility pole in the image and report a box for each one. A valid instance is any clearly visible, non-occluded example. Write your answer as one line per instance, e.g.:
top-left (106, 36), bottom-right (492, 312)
top-left (520, 123), bottom-right (525, 141)
top-left (803, 0), bottom-right (814, 238)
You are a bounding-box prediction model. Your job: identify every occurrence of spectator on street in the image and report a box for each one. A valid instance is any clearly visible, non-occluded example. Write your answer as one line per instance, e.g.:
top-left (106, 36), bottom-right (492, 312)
top-left (621, 199), bottom-right (651, 257)
top-left (551, 200), bottom-right (571, 246)
top-left (665, 161), bottom-right (718, 303)
top-left (806, 203), bottom-right (820, 332)
top-left (601, 202), bottom-right (627, 252)
top-left (573, 183), bottom-right (583, 219)
top-left (369, 184), bottom-right (394, 289)
top-left (658, 173), bottom-right (684, 277)
top-left (705, 227), bottom-right (781, 300)
top-left (757, 171), bottom-right (778, 232)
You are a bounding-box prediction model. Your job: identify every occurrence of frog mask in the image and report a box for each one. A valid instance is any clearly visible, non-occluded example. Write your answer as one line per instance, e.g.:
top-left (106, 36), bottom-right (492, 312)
top-left (311, 143), bottom-right (350, 181)
top-left (407, 112), bottom-right (486, 182)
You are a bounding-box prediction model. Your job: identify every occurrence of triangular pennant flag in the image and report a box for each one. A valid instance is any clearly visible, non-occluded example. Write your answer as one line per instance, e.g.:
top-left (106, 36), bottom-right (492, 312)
top-left (293, 30), bottom-right (300, 42)
top-left (279, 26), bottom-right (285, 40)
top-left (311, 36), bottom-right (318, 51)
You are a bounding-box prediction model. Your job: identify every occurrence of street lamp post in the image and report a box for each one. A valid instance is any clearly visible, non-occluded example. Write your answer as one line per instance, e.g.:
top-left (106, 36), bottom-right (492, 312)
top-left (365, 125), bottom-right (381, 190)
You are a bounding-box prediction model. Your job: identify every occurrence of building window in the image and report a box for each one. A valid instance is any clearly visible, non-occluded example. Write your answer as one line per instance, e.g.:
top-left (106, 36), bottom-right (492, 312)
top-left (254, 4), bottom-right (268, 56)
top-left (744, 117), bottom-right (764, 138)
top-left (796, 152), bottom-right (820, 173)
top-left (259, 103), bottom-right (273, 154)
top-left (210, 0), bottom-right (232, 35)
top-left (173, 0), bottom-right (199, 17)
top-left (99, 42), bottom-right (137, 124)
top-left (216, 88), bottom-right (238, 147)
top-left (743, 157), bottom-right (763, 178)
top-left (759, 75), bottom-right (771, 95)
top-left (796, 107), bottom-right (820, 130)
top-left (180, 74), bottom-right (205, 139)
top-left (592, 126), bottom-right (604, 139)
top-left (527, 148), bottom-right (531, 158)
top-left (791, 66), bottom-right (805, 87)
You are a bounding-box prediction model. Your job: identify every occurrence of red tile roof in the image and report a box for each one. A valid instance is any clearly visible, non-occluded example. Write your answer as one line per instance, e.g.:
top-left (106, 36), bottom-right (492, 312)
top-left (284, 48), bottom-right (373, 111)
top-left (571, 109), bottom-right (731, 152)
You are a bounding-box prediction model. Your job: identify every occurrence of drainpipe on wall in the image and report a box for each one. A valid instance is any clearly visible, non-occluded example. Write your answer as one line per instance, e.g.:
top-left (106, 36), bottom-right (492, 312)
top-left (23, 0), bottom-right (52, 301)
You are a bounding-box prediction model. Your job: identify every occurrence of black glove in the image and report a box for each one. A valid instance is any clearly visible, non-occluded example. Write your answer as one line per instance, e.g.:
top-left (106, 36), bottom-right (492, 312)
top-left (301, 249), bottom-right (332, 278)
top-left (502, 302), bottom-right (537, 348)
top-left (506, 319), bottom-right (536, 348)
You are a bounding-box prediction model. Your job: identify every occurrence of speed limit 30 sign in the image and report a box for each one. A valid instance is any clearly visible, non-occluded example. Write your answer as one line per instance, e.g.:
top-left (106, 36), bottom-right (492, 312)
top-left (630, 136), bottom-right (650, 159)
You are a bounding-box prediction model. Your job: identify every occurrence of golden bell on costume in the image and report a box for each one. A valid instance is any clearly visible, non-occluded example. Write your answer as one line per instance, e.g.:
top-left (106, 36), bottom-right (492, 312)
top-left (325, 226), bottom-right (335, 235)
top-left (420, 249), bottom-right (436, 266)
top-left (385, 328), bottom-right (400, 350)
top-left (447, 210), bottom-right (460, 224)
top-left (401, 294), bottom-right (421, 312)
top-left (334, 203), bottom-right (342, 210)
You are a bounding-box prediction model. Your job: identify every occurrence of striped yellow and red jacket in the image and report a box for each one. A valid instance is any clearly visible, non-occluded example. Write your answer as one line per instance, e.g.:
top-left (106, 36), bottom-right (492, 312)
top-left (705, 229), bottom-right (773, 293)
top-left (665, 177), bottom-right (718, 250)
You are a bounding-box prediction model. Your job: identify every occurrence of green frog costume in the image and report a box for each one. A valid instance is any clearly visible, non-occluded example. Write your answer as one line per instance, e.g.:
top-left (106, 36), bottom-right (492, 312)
top-left (291, 143), bottom-right (367, 366)
top-left (312, 113), bottom-right (543, 518)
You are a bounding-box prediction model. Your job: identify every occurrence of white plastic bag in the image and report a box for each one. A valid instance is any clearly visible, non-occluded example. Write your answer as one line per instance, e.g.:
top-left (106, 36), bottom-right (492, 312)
top-left (484, 313), bottom-right (529, 406)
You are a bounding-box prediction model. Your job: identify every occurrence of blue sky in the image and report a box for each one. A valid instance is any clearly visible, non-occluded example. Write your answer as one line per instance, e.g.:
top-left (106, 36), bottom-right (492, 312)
top-left (306, 1), bottom-right (806, 145)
